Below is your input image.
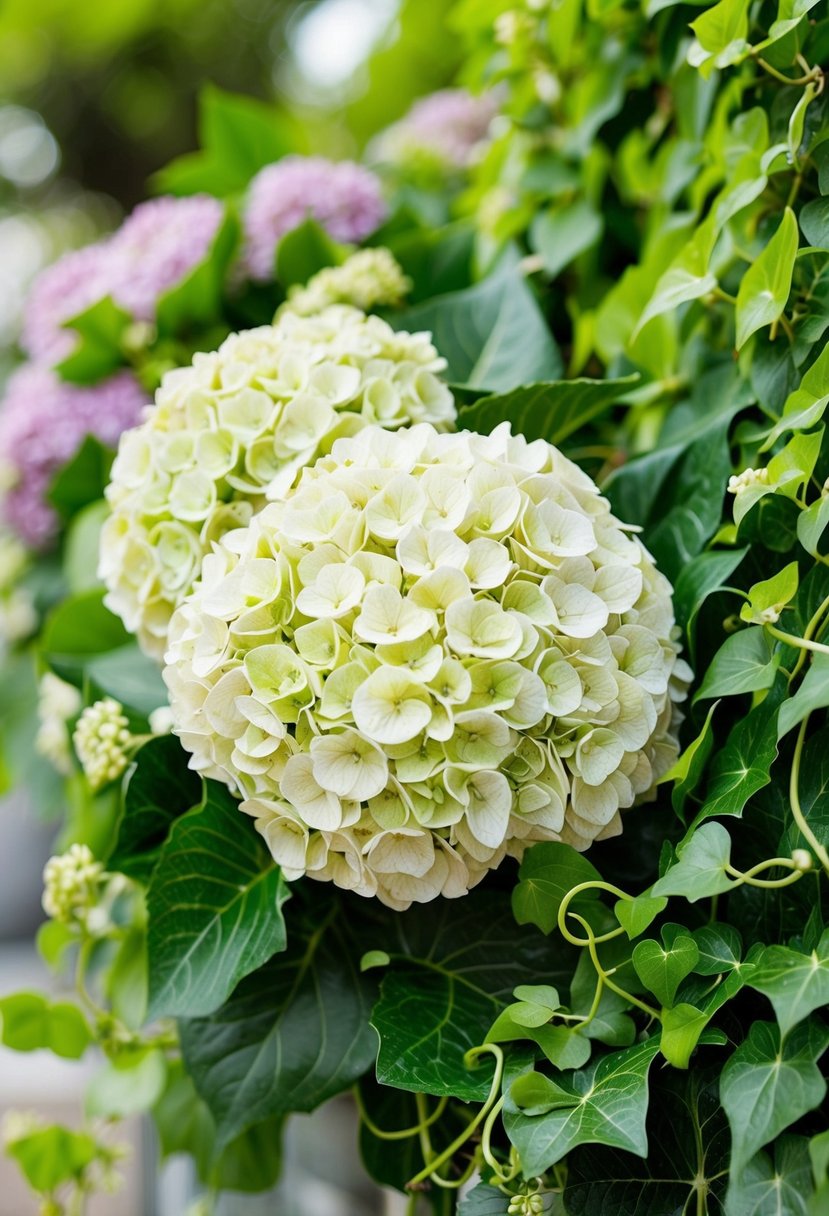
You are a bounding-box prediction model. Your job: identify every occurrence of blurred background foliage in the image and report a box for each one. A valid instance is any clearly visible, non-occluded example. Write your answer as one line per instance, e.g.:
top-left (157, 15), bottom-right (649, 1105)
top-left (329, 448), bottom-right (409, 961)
top-left (0, 0), bottom-right (458, 366)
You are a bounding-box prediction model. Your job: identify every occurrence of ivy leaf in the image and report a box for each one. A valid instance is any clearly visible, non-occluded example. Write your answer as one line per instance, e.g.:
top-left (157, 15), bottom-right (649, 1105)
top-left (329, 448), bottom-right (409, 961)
top-left (777, 654), bottom-right (829, 740)
top-left (695, 628), bottom-right (778, 700)
top-left (614, 894), bottom-right (668, 940)
top-left (146, 782), bottom-right (290, 1019)
top-left (725, 1135), bottom-right (813, 1216)
top-left (651, 822), bottom-right (734, 901)
top-left (740, 562), bottom-right (799, 625)
top-left (180, 904), bottom-right (377, 1149)
top-left (458, 375), bottom-right (638, 447)
top-left (744, 930), bottom-right (829, 1037)
top-left (673, 547), bottom-right (747, 661)
top-left (504, 1037), bottom-right (661, 1175)
top-left (690, 0), bottom-right (750, 71)
top-left (391, 250), bottom-right (563, 391)
top-left (692, 924), bottom-right (743, 975)
top-left (660, 1004), bottom-right (710, 1069)
top-left (109, 735), bottom-right (202, 882)
top-left (659, 701), bottom-right (718, 820)
top-left (721, 1019), bottom-right (829, 1174)
top-left (372, 890), bottom-right (568, 1100)
top-left (694, 694), bottom-right (781, 823)
top-left (632, 933), bottom-right (700, 1007)
top-left (512, 841), bottom-right (602, 934)
top-left (735, 208), bottom-right (798, 350)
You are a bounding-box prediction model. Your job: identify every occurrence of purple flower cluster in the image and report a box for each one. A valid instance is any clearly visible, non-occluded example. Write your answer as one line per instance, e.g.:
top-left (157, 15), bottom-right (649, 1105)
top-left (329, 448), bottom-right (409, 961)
top-left (21, 195), bottom-right (224, 367)
top-left (370, 88), bottom-right (497, 172)
top-left (0, 366), bottom-right (147, 548)
top-left (243, 156), bottom-right (387, 281)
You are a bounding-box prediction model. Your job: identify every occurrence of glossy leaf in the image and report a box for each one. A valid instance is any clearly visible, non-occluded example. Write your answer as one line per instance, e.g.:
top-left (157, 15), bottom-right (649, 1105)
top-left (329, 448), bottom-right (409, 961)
top-left (735, 208), bottom-right (798, 350)
top-left (146, 782), bottom-right (290, 1019)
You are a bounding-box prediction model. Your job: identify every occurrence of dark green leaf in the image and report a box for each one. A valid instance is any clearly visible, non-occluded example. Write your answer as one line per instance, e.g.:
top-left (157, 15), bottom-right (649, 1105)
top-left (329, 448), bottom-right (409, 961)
top-left (691, 924), bottom-right (743, 974)
top-left (458, 376), bottom-right (638, 447)
top-left (54, 296), bottom-right (131, 384)
top-left (109, 735), bottom-right (202, 882)
top-left (87, 644), bottom-right (168, 717)
top-left (529, 199), bottom-right (603, 279)
top-left (725, 1135), bottom-right (812, 1216)
top-left (156, 211), bottom-right (239, 335)
top-left (180, 904), bottom-right (377, 1148)
top-left (744, 929), bottom-right (829, 1037)
top-left (146, 781), bottom-right (290, 1019)
top-left (47, 436), bottom-right (115, 521)
top-left (391, 251), bottom-right (563, 391)
top-left (721, 1019), bottom-right (829, 1173)
top-left (800, 199), bottom-right (829, 250)
top-left (41, 590), bottom-right (131, 683)
top-left (695, 628), bottom-right (777, 700)
top-left (694, 694), bottom-right (781, 823)
top-left (372, 890), bottom-right (567, 1100)
top-left (512, 841), bottom-right (602, 934)
top-left (274, 216), bottom-right (348, 288)
top-left (652, 822), bottom-right (734, 901)
top-left (504, 1037), bottom-right (661, 1175)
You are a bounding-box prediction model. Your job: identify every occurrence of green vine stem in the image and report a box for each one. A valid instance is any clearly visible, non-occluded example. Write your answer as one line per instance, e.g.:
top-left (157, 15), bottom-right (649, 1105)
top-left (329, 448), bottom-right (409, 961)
top-left (406, 1045), bottom-right (505, 1190)
top-left (790, 716), bottom-right (829, 876)
top-left (353, 1088), bottom-right (449, 1141)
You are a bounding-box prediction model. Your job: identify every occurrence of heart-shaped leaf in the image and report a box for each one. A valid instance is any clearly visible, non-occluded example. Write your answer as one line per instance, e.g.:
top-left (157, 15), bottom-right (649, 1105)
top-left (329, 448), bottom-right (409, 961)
top-left (614, 894), bottom-right (668, 940)
top-left (632, 935), bottom-right (700, 1008)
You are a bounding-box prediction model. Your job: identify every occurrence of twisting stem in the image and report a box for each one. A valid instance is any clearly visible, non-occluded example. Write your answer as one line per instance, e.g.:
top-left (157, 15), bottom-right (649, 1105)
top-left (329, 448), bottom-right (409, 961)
top-left (724, 860), bottom-right (805, 889)
top-left (406, 1045), bottom-right (504, 1190)
top-left (570, 912), bottom-right (661, 1021)
top-left (353, 1087), bottom-right (448, 1141)
top-left (557, 880), bottom-right (631, 946)
top-left (790, 717), bottom-right (829, 876)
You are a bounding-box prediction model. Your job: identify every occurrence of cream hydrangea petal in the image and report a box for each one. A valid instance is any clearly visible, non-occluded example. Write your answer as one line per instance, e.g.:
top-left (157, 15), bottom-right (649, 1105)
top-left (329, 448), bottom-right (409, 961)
top-left (351, 667), bottom-right (434, 744)
top-left (353, 584), bottom-right (435, 644)
top-left (310, 728), bottom-right (388, 801)
top-left (280, 753), bottom-right (344, 830)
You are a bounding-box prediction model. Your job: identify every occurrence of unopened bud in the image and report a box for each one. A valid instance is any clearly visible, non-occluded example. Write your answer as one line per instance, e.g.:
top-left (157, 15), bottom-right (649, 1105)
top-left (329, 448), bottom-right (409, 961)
top-left (791, 848), bottom-right (813, 871)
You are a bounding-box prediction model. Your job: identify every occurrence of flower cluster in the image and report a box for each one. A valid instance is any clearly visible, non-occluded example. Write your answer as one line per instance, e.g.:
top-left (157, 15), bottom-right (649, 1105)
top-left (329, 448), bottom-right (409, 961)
top-left (0, 366), bottom-right (147, 548)
top-left (243, 156), bottom-right (386, 281)
top-left (42, 843), bottom-right (105, 929)
top-left (73, 698), bottom-right (132, 791)
top-left (368, 89), bottom-right (497, 176)
top-left (21, 196), bottom-right (224, 366)
top-left (36, 673), bottom-right (82, 775)
top-left (164, 423), bottom-right (689, 910)
top-left (281, 249), bottom-right (411, 317)
top-left (101, 305), bottom-right (455, 657)
top-left (727, 466), bottom-right (769, 494)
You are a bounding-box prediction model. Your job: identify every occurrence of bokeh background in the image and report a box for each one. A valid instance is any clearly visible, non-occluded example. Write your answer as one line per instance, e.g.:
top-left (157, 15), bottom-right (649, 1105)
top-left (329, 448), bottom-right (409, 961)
top-left (0, 2), bottom-right (456, 1209)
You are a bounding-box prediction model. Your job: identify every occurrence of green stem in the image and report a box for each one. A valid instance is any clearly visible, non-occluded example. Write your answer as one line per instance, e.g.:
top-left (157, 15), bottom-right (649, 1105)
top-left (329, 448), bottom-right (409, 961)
top-left (724, 861), bottom-right (804, 889)
top-left (571, 912), bottom-right (661, 1021)
top-left (406, 1045), bottom-right (504, 1190)
top-left (789, 591), bottom-right (829, 683)
top-left (557, 880), bottom-right (631, 946)
top-left (790, 718), bottom-right (829, 876)
top-left (353, 1087), bottom-right (448, 1141)
top-left (767, 625), bottom-right (829, 657)
top-left (753, 55), bottom-right (821, 86)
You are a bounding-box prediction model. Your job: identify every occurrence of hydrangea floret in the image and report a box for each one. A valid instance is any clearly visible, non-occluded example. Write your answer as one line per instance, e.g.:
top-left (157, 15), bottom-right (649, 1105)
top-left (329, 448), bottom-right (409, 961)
top-left (164, 422), bottom-right (690, 910)
top-left (100, 305), bottom-right (455, 657)
top-left (72, 698), bottom-right (132, 791)
top-left (42, 843), bottom-right (105, 929)
top-left (0, 366), bottom-right (147, 548)
top-left (243, 156), bottom-right (387, 281)
top-left (368, 88), bottom-right (497, 176)
top-left (36, 673), bottom-right (82, 776)
top-left (281, 249), bottom-right (412, 317)
top-left (21, 195), bottom-right (224, 366)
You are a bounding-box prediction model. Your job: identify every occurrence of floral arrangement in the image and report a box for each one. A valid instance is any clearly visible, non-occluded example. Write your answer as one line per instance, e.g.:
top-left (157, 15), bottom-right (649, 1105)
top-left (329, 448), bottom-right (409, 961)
top-left (2, 1), bottom-right (829, 1213)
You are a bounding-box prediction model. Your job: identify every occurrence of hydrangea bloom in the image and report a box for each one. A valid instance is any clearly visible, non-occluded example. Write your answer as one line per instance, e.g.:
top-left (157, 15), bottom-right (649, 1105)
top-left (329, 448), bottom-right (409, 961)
top-left (42, 844), bottom-right (105, 928)
top-left (106, 195), bottom-right (224, 321)
top-left (164, 423), bottom-right (690, 911)
top-left (21, 243), bottom-right (113, 365)
top-left (21, 195), bottom-right (224, 366)
top-left (243, 157), bottom-right (386, 281)
top-left (101, 306), bottom-right (455, 657)
top-left (369, 89), bottom-right (497, 175)
top-left (73, 697), bottom-right (132, 791)
top-left (0, 365), bottom-right (147, 548)
top-left (282, 249), bottom-right (411, 317)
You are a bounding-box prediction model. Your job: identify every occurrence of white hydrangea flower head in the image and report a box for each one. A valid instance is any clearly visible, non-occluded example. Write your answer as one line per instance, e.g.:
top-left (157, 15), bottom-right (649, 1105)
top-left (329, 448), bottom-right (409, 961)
top-left (101, 305), bottom-right (455, 658)
top-left (164, 423), bottom-right (689, 911)
top-left (73, 698), bottom-right (132, 791)
top-left (36, 672), bottom-right (82, 775)
top-left (281, 249), bottom-right (412, 317)
top-left (42, 843), bottom-right (105, 928)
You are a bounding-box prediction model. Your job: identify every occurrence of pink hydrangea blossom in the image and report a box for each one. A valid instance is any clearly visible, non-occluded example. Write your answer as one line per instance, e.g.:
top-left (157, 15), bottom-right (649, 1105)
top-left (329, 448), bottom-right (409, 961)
top-left (0, 365), bottom-right (147, 548)
top-left (370, 89), bottom-right (497, 172)
top-left (21, 195), bottom-right (224, 366)
top-left (107, 195), bottom-right (224, 320)
top-left (243, 156), bottom-right (387, 281)
top-left (21, 242), bottom-right (113, 365)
